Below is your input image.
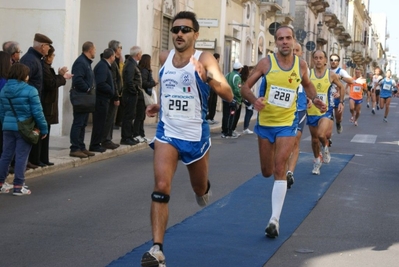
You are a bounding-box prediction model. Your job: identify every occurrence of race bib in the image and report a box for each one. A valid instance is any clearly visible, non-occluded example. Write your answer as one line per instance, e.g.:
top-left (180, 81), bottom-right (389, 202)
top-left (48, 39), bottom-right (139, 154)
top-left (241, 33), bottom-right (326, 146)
top-left (267, 85), bottom-right (296, 108)
top-left (383, 83), bottom-right (391, 90)
top-left (317, 93), bottom-right (328, 104)
top-left (164, 95), bottom-right (195, 119)
top-left (353, 85), bottom-right (362, 92)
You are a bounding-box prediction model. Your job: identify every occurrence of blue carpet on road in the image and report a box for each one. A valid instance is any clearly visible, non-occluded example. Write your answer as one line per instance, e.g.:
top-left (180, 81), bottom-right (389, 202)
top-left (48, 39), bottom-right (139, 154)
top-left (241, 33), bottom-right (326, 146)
top-left (108, 152), bottom-right (353, 267)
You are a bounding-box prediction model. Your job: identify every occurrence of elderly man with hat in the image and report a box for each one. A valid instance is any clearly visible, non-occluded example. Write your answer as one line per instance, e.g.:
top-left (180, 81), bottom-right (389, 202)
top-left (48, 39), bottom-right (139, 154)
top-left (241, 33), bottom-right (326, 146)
top-left (20, 33), bottom-right (52, 96)
top-left (221, 61), bottom-right (244, 138)
top-left (20, 33), bottom-right (52, 168)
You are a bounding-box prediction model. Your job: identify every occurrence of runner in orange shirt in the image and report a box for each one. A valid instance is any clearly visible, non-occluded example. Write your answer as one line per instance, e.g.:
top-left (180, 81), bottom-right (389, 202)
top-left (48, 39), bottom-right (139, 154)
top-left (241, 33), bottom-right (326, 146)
top-left (349, 68), bottom-right (367, 126)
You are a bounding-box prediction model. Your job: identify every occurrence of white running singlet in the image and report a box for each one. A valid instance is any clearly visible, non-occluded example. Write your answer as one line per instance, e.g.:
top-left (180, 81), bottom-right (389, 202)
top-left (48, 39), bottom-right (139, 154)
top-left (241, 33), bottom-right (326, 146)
top-left (158, 49), bottom-right (209, 141)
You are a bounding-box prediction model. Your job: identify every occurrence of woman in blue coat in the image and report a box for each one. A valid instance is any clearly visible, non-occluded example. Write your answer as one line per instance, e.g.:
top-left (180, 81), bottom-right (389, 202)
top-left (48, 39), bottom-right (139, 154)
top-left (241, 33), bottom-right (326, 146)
top-left (0, 63), bottom-right (48, 196)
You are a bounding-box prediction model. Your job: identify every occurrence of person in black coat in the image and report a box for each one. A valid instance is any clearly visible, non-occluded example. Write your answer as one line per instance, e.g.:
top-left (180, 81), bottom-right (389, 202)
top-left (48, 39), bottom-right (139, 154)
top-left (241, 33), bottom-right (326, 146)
top-left (89, 49), bottom-right (116, 152)
top-left (101, 40), bottom-right (122, 149)
top-left (20, 33), bottom-right (52, 168)
top-left (120, 46), bottom-right (142, 146)
top-left (41, 45), bottom-right (72, 165)
top-left (135, 54), bottom-right (157, 141)
top-left (69, 41), bottom-right (96, 158)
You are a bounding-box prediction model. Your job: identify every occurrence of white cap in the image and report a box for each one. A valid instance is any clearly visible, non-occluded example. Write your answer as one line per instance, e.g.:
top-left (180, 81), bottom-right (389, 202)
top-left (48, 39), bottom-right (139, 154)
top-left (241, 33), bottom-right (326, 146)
top-left (233, 62), bottom-right (243, 69)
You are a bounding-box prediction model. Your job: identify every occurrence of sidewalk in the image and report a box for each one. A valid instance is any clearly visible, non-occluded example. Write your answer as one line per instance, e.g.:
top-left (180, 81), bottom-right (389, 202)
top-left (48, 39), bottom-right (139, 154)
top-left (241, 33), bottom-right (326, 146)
top-left (9, 109), bottom-right (250, 181)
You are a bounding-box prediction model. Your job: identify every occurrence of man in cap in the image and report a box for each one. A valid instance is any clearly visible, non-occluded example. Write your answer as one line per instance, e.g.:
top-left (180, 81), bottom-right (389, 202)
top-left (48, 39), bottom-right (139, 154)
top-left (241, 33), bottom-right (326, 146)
top-left (221, 61), bottom-right (243, 138)
top-left (20, 33), bottom-right (52, 168)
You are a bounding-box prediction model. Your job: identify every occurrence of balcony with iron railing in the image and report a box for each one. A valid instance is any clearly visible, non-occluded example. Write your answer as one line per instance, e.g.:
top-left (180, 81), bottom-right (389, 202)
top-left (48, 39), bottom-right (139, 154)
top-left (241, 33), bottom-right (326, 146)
top-left (338, 31), bottom-right (352, 47)
top-left (275, 10), bottom-right (294, 25)
top-left (333, 23), bottom-right (345, 35)
top-left (260, 0), bottom-right (283, 15)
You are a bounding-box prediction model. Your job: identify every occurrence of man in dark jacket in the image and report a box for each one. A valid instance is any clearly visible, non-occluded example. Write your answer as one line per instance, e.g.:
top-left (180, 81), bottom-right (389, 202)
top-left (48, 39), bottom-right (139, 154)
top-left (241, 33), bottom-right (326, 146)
top-left (101, 40), bottom-right (122, 149)
top-left (20, 33), bottom-right (52, 168)
top-left (120, 46), bottom-right (142, 146)
top-left (89, 48), bottom-right (116, 152)
top-left (69, 41), bottom-right (96, 158)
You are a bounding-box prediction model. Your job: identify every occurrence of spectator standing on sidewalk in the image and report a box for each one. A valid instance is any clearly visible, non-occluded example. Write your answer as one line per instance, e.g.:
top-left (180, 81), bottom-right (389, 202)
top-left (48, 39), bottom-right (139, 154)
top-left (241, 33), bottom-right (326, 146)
top-left (2, 41), bottom-right (22, 65)
top-left (120, 46), bottom-right (142, 146)
top-left (89, 48), bottom-right (116, 152)
top-left (137, 54), bottom-right (158, 142)
top-left (206, 53), bottom-right (220, 125)
top-left (20, 33), bottom-right (52, 168)
top-left (100, 40), bottom-right (122, 150)
top-left (0, 63), bottom-right (48, 195)
top-left (221, 61), bottom-right (243, 138)
top-left (41, 45), bottom-right (72, 165)
top-left (241, 65), bottom-right (254, 135)
top-left (0, 52), bottom-right (11, 157)
top-left (69, 41), bottom-right (96, 158)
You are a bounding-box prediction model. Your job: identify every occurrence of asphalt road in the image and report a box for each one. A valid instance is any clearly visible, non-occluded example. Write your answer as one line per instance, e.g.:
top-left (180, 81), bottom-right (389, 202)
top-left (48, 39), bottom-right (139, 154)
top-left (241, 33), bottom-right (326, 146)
top-left (1, 98), bottom-right (399, 267)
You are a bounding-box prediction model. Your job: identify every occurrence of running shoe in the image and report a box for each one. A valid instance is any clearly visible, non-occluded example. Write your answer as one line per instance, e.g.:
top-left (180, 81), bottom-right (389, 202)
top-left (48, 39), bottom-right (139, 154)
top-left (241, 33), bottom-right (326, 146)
top-left (13, 187), bottom-right (31, 196)
top-left (322, 146), bottom-right (331, 164)
top-left (367, 102), bottom-right (370, 108)
top-left (328, 139), bottom-right (332, 147)
top-left (0, 183), bottom-right (12, 193)
top-left (286, 171), bottom-right (294, 189)
top-left (312, 157), bottom-right (322, 175)
top-left (232, 131), bottom-right (241, 138)
top-left (141, 245), bottom-right (166, 267)
top-left (349, 117), bottom-right (354, 123)
top-left (195, 182), bottom-right (212, 207)
top-left (377, 105), bottom-right (380, 110)
top-left (265, 217), bottom-right (279, 238)
top-left (372, 109), bottom-right (375, 115)
top-left (354, 121), bottom-right (358, 126)
top-left (242, 128), bottom-right (254, 134)
top-left (336, 123), bottom-right (343, 134)
top-left (383, 118), bottom-right (388, 122)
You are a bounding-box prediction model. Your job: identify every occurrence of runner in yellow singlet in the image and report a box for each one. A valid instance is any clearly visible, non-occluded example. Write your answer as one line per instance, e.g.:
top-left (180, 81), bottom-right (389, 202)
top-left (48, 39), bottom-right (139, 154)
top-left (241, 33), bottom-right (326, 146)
top-left (307, 50), bottom-right (344, 175)
top-left (241, 26), bottom-right (326, 238)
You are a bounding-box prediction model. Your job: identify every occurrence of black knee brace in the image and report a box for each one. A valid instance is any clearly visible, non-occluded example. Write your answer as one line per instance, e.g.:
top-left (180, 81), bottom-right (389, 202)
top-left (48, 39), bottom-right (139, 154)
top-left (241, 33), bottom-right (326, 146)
top-left (151, 191), bottom-right (170, 203)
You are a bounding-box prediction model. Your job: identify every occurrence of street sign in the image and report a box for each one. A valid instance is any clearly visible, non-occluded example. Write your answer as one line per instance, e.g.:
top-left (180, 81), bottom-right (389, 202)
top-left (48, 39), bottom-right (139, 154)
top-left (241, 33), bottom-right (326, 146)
top-left (195, 40), bottom-right (216, 49)
top-left (305, 41), bottom-right (316, 51)
top-left (198, 18), bottom-right (219, 27)
top-left (268, 22), bottom-right (281, 36)
top-left (296, 29), bottom-right (307, 42)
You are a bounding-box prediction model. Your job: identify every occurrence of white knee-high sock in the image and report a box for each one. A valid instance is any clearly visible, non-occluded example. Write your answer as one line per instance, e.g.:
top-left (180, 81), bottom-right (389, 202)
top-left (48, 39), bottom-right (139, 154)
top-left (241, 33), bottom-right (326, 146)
top-left (270, 180), bottom-right (287, 221)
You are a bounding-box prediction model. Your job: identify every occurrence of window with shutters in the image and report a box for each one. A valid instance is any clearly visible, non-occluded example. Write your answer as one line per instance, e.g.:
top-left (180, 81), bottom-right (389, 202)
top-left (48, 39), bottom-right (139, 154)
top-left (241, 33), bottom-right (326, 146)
top-left (162, 16), bottom-right (171, 51)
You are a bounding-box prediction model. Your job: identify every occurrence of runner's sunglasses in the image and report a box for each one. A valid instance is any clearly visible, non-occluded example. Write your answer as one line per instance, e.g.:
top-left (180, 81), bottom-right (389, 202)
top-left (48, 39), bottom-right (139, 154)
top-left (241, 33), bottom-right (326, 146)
top-left (170, 25), bottom-right (197, 34)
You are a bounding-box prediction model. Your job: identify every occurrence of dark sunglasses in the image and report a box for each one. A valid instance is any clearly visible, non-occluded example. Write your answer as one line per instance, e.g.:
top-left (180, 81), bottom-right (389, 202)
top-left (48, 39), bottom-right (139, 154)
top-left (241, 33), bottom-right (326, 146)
top-left (330, 59), bottom-right (340, 62)
top-left (170, 25), bottom-right (196, 34)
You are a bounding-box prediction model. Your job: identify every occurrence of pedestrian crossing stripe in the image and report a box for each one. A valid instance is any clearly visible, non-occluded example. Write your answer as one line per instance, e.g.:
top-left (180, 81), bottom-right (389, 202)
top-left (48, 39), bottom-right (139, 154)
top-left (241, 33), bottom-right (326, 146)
top-left (303, 134), bottom-right (378, 144)
top-left (351, 134), bottom-right (377, 144)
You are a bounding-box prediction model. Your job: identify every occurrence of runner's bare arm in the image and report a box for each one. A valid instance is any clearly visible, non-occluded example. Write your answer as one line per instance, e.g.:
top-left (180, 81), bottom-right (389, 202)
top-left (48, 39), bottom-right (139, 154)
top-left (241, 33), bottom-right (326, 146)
top-left (331, 72), bottom-right (345, 102)
top-left (341, 75), bottom-right (354, 84)
top-left (196, 52), bottom-right (233, 102)
top-left (241, 57), bottom-right (269, 111)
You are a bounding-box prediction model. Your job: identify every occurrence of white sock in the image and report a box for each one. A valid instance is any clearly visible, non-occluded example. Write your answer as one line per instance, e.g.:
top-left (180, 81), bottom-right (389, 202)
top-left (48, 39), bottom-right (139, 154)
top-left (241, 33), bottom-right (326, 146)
top-left (270, 180), bottom-right (287, 221)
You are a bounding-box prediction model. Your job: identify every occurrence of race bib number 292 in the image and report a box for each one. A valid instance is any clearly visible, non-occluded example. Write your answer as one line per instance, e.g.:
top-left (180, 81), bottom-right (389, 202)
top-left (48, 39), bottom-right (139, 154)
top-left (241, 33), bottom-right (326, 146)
top-left (165, 96), bottom-right (195, 119)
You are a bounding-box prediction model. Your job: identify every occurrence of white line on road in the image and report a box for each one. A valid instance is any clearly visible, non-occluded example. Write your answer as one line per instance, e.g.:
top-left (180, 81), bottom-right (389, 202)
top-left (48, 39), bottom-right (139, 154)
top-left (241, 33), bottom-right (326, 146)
top-left (351, 134), bottom-right (377, 144)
